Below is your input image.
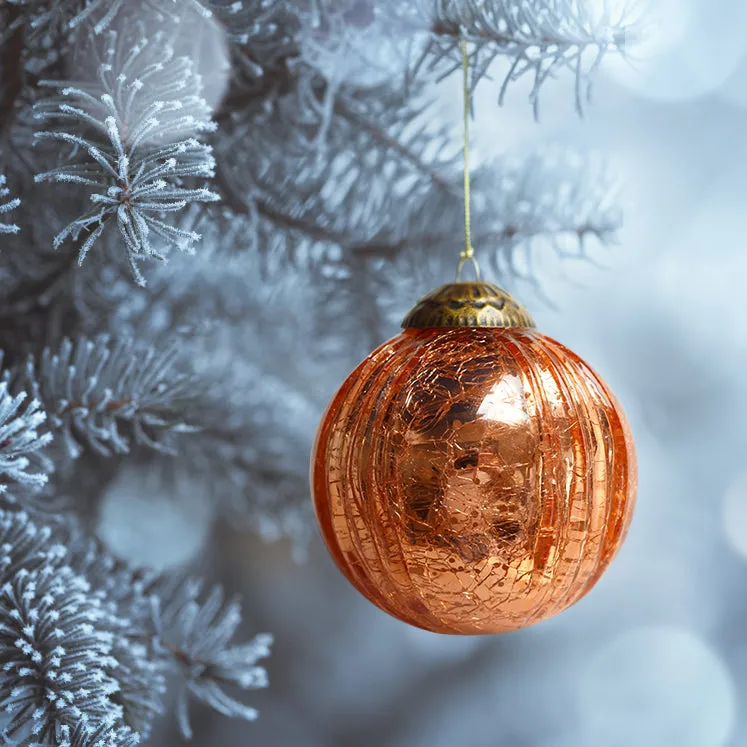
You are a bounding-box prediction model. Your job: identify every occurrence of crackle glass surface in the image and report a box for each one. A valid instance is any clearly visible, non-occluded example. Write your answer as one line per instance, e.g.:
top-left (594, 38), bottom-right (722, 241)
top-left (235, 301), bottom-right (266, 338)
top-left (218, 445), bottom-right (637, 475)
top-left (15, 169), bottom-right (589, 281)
top-left (312, 328), bottom-right (637, 634)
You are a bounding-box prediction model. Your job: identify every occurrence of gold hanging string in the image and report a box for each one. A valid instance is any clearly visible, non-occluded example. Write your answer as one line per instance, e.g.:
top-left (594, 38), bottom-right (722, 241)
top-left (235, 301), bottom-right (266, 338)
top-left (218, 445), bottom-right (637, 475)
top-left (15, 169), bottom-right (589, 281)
top-left (456, 36), bottom-right (480, 282)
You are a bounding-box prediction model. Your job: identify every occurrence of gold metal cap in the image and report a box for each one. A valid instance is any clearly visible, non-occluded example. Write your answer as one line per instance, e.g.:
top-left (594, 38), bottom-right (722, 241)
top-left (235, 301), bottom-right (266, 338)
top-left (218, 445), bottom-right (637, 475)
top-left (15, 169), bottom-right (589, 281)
top-left (401, 282), bottom-right (536, 329)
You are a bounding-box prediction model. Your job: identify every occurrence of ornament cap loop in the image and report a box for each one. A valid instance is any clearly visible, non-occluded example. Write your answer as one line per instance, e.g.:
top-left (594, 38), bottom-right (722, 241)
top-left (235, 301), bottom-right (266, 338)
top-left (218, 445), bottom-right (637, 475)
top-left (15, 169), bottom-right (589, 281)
top-left (456, 255), bottom-right (481, 282)
top-left (401, 282), bottom-right (536, 329)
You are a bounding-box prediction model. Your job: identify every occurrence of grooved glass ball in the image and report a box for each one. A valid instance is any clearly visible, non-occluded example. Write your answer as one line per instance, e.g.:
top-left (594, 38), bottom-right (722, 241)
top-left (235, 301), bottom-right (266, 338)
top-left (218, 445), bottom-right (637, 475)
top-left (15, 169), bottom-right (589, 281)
top-left (312, 327), bottom-right (637, 634)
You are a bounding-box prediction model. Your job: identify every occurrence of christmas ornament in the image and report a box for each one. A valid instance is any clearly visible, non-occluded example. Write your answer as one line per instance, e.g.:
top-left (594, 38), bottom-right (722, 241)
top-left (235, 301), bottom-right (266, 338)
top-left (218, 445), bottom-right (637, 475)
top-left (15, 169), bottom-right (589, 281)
top-left (310, 40), bottom-right (637, 634)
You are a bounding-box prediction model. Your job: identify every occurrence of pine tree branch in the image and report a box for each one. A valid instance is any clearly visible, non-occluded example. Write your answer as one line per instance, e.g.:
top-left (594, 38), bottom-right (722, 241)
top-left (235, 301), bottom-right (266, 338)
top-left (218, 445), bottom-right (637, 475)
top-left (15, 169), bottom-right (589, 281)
top-left (0, 382), bottom-right (52, 505)
top-left (0, 509), bottom-right (271, 742)
top-left (332, 93), bottom-right (455, 193)
top-left (151, 576), bottom-right (272, 740)
top-left (420, 0), bottom-right (636, 115)
top-left (0, 510), bottom-right (64, 577)
top-left (212, 0), bottom-right (303, 113)
top-left (0, 523), bottom-right (123, 742)
top-left (0, 511), bottom-right (166, 742)
top-left (58, 721), bottom-right (141, 747)
top-left (67, 238), bottom-right (321, 551)
top-left (5, 336), bottom-right (201, 461)
top-left (214, 69), bottom-right (459, 269)
top-left (0, 569), bottom-right (121, 742)
top-left (355, 147), bottom-right (620, 265)
top-left (10, 0), bottom-right (205, 38)
top-left (5, 0), bottom-right (85, 39)
top-left (218, 140), bottom-right (620, 283)
top-left (68, 534), bottom-right (167, 737)
top-left (33, 26), bottom-right (219, 286)
top-left (0, 179), bottom-right (97, 324)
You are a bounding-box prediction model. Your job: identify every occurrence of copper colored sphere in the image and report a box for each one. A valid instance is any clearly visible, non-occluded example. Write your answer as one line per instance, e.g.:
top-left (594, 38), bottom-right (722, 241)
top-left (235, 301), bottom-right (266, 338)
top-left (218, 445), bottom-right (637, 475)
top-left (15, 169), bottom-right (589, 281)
top-left (311, 283), bottom-right (637, 634)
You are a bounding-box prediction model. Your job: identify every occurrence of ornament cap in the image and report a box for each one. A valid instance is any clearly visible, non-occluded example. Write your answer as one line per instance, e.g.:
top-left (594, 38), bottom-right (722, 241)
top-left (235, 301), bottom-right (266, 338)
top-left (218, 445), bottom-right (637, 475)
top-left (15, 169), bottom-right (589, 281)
top-left (401, 282), bottom-right (536, 329)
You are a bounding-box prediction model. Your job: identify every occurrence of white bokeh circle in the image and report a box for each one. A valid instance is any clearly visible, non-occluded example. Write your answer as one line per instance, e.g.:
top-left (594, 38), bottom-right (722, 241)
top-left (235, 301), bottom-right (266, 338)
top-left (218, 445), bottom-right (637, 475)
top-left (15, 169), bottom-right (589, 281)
top-left (98, 465), bottom-right (212, 571)
top-left (579, 626), bottom-right (736, 747)
top-left (602, 0), bottom-right (747, 102)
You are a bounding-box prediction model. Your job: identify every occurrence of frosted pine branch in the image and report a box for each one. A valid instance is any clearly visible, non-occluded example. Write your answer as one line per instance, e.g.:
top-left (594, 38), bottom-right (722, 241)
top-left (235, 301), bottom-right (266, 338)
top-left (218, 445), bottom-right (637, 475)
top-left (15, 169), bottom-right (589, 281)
top-left (68, 539), bottom-right (168, 737)
top-left (7, 336), bottom-right (200, 461)
top-left (319, 147), bottom-right (621, 336)
top-left (69, 536), bottom-right (158, 624)
top-left (244, 143), bottom-right (620, 284)
top-left (446, 147), bottom-right (620, 277)
top-left (0, 511), bottom-right (64, 578)
top-left (33, 27), bottom-right (219, 286)
top-left (355, 147), bottom-right (620, 267)
top-left (62, 534), bottom-right (169, 738)
top-left (69, 532), bottom-right (273, 739)
top-left (152, 578), bottom-right (272, 739)
top-left (207, 0), bottom-right (301, 91)
top-left (0, 511), bottom-right (272, 741)
top-left (105, 611), bottom-right (167, 738)
top-left (74, 233), bottom-right (322, 550)
top-left (0, 511), bottom-right (166, 743)
top-left (0, 383), bottom-right (53, 504)
top-left (216, 77), bottom-right (459, 267)
top-left (108, 636), bottom-right (166, 738)
top-left (0, 562), bottom-right (122, 742)
top-left (5, 0), bottom-right (83, 37)
top-left (421, 0), bottom-right (635, 115)
top-left (0, 176), bottom-right (20, 236)
top-left (58, 721), bottom-right (141, 747)
top-left (69, 0), bottom-right (259, 35)
top-left (72, 238), bottom-right (320, 549)
top-left (484, 148), bottom-right (621, 263)
top-left (200, 0), bottom-right (286, 44)
top-left (69, 0), bottom-right (195, 34)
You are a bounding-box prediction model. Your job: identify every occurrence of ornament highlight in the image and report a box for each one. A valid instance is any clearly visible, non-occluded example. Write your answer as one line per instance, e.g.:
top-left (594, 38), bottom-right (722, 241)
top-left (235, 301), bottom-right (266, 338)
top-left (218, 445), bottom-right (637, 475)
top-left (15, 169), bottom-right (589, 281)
top-left (311, 282), bottom-right (636, 634)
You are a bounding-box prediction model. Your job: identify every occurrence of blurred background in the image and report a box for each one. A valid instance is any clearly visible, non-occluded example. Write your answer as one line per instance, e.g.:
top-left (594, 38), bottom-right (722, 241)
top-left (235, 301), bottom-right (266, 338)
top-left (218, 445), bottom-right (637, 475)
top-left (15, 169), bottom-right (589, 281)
top-left (180, 1), bottom-right (747, 746)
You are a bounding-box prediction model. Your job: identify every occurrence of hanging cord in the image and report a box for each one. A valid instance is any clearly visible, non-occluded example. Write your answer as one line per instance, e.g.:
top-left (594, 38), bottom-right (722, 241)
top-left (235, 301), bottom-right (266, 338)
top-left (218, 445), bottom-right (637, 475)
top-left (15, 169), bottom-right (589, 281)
top-left (456, 36), bottom-right (480, 282)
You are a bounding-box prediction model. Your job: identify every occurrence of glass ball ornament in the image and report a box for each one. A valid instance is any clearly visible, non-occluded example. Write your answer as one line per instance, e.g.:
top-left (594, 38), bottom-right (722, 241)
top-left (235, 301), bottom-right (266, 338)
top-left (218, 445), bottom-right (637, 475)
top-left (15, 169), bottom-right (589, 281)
top-left (311, 282), bottom-right (637, 634)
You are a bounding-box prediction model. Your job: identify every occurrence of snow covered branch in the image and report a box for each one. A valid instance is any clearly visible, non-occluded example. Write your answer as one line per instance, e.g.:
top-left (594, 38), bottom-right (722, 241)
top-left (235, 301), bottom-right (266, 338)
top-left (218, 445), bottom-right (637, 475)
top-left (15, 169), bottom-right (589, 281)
top-left (0, 510), bottom-right (272, 742)
top-left (33, 27), bottom-right (219, 285)
top-left (215, 74), bottom-right (459, 267)
top-left (0, 383), bottom-right (52, 505)
top-left (152, 577), bottom-right (272, 739)
top-left (388, 147), bottom-right (622, 278)
top-left (5, 336), bottom-right (200, 461)
top-left (422, 0), bottom-right (635, 115)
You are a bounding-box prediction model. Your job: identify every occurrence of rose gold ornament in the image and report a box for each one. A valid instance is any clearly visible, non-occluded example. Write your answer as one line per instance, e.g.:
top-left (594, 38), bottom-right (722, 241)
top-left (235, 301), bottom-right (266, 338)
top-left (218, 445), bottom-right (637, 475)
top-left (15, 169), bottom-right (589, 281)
top-left (311, 281), bottom-right (636, 634)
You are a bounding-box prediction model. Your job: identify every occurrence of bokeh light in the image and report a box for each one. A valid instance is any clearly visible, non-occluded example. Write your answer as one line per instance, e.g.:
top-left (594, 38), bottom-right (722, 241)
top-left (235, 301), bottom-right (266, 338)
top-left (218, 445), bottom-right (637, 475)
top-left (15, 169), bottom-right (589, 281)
top-left (98, 465), bottom-right (212, 570)
top-left (602, 0), bottom-right (747, 102)
top-left (579, 627), bottom-right (737, 747)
